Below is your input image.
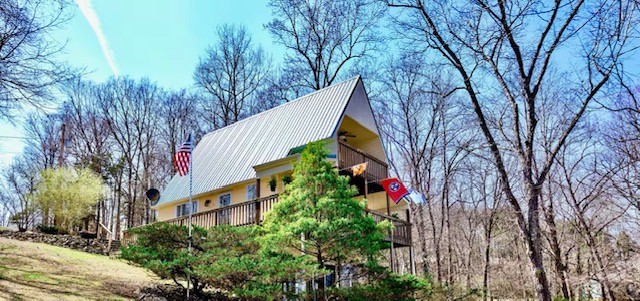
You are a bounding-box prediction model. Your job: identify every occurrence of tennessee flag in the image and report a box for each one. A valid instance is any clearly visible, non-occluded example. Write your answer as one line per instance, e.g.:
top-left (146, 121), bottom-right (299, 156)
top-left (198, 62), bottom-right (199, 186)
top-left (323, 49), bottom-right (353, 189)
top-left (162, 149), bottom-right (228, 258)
top-left (381, 178), bottom-right (410, 204)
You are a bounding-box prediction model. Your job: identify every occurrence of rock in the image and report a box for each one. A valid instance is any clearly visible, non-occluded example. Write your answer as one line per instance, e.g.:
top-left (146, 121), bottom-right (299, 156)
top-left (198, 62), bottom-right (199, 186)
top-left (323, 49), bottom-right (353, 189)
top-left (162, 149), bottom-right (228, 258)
top-left (0, 230), bottom-right (115, 256)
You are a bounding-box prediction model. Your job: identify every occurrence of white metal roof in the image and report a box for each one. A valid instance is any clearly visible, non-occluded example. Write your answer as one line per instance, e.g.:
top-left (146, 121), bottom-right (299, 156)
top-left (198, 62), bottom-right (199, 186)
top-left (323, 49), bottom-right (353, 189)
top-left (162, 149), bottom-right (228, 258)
top-left (155, 76), bottom-right (361, 206)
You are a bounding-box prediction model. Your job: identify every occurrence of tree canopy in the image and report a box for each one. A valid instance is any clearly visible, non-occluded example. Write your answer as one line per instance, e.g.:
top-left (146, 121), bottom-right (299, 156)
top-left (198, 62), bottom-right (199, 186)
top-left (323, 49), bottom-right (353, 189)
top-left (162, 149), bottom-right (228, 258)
top-left (32, 167), bottom-right (103, 231)
top-left (262, 141), bottom-right (390, 291)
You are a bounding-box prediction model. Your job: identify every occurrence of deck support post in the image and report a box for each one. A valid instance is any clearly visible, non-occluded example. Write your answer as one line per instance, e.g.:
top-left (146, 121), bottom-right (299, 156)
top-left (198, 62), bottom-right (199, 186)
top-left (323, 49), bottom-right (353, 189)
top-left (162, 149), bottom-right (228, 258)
top-left (255, 202), bottom-right (261, 225)
top-left (255, 179), bottom-right (261, 224)
top-left (256, 178), bottom-right (261, 198)
top-left (390, 229), bottom-right (395, 273)
top-left (407, 208), bottom-right (415, 275)
top-left (386, 194), bottom-right (391, 217)
top-left (364, 179), bottom-right (368, 209)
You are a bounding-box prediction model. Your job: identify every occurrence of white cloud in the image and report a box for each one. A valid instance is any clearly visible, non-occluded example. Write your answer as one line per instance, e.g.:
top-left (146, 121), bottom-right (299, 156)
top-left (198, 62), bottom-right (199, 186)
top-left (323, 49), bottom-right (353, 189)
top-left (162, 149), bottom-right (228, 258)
top-left (75, 0), bottom-right (119, 77)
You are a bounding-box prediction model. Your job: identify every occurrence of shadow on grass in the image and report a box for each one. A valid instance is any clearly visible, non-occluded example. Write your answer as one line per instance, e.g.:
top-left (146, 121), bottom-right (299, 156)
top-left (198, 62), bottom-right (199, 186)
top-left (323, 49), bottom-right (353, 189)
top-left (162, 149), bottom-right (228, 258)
top-left (0, 284), bottom-right (29, 301)
top-left (0, 245), bottom-right (142, 299)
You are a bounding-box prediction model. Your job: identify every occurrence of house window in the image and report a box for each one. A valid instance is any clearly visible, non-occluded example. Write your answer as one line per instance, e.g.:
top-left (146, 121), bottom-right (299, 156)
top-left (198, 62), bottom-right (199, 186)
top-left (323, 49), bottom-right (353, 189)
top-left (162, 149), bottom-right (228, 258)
top-left (247, 184), bottom-right (257, 200)
top-left (325, 265), bottom-right (336, 288)
top-left (219, 193), bottom-right (231, 224)
top-left (176, 201), bottom-right (198, 217)
top-left (246, 184), bottom-right (257, 224)
top-left (219, 194), bottom-right (231, 207)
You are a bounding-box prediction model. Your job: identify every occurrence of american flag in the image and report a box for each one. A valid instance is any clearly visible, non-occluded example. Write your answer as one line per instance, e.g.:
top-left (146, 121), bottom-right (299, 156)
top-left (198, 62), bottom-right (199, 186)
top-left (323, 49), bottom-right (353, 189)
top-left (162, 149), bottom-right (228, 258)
top-left (174, 134), bottom-right (192, 176)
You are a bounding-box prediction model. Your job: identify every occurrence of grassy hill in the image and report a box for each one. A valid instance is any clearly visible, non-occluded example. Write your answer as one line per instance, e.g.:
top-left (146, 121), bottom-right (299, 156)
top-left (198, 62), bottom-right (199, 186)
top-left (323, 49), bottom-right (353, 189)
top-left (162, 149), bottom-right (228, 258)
top-left (0, 237), bottom-right (161, 300)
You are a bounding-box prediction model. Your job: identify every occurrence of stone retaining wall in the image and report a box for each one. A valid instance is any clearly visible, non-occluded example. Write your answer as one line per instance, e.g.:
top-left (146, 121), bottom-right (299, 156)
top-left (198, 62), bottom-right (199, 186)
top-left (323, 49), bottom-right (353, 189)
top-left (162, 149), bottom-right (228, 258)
top-left (0, 230), bottom-right (117, 255)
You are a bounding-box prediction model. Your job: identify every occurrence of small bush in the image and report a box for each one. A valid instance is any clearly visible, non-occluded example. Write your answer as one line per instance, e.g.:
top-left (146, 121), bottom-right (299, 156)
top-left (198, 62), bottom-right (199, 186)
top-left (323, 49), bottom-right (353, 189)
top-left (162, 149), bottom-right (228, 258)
top-left (121, 223), bottom-right (319, 300)
top-left (321, 272), bottom-right (432, 301)
top-left (36, 224), bottom-right (69, 235)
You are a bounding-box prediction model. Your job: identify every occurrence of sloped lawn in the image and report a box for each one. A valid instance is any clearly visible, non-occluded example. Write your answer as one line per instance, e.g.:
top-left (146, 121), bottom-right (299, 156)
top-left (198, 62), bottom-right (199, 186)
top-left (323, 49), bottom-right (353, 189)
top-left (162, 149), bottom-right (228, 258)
top-left (0, 237), bottom-right (161, 300)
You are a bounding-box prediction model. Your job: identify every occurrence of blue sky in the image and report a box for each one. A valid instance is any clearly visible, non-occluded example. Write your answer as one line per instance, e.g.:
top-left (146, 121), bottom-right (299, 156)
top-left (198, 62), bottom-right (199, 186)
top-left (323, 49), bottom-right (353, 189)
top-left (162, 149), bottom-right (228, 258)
top-left (67, 0), bottom-right (283, 88)
top-left (1, 1), bottom-right (638, 167)
top-left (0, 0), bottom-right (285, 166)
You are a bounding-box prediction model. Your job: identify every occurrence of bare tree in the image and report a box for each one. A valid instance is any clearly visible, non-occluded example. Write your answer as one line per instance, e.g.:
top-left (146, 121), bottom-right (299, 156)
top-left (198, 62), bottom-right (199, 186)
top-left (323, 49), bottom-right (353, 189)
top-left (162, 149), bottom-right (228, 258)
top-left (376, 56), bottom-right (442, 278)
top-left (159, 89), bottom-right (200, 176)
top-left (605, 86), bottom-right (640, 225)
top-left (60, 79), bottom-right (112, 171)
top-left (97, 77), bottom-right (160, 231)
top-left (376, 55), bottom-right (477, 289)
top-left (554, 135), bottom-right (628, 300)
top-left (386, 1), bottom-right (639, 299)
top-left (0, 0), bottom-right (75, 121)
top-left (194, 24), bottom-right (270, 129)
top-left (60, 78), bottom-right (118, 237)
top-left (0, 156), bottom-right (39, 231)
top-left (266, 0), bottom-right (384, 98)
top-left (463, 160), bottom-right (504, 300)
top-left (22, 113), bottom-right (63, 170)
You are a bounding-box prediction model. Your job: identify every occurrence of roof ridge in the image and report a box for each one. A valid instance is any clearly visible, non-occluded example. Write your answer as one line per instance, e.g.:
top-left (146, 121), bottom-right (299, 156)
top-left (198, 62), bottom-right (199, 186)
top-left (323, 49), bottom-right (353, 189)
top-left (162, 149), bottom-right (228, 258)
top-left (200, 76), bottom-right (360, 139)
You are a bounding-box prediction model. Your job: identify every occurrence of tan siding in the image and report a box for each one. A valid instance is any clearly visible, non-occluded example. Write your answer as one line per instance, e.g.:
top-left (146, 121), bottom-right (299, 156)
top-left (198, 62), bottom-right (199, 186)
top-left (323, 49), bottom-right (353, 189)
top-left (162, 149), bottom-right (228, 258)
top-left (157, 204), bottom-right (175, 221)
top-left (259, 173), bottom-right (288, 198)
top-left (337, 115), bottom-right (387, 164)
top-left (351, 137), bottom-right (386, 163)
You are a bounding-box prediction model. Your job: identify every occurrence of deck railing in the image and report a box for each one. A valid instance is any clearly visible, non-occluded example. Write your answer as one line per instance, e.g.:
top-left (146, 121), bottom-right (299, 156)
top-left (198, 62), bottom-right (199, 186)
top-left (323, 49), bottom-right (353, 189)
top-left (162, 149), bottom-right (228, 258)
top-left (122, 194), bottom-right (410, 247)
top-left (365, 209), bottom-right (412, 246)
top-left (164, 194), bottom-right (280, 228)
top-left (338, 142), bottom-right (388, 183)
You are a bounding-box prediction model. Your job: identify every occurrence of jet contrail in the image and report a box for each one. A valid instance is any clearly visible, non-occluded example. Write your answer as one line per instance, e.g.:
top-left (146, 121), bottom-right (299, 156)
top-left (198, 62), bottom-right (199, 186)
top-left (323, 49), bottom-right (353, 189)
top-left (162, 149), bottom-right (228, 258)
top-left (75, 0), bottom-right (119, 77)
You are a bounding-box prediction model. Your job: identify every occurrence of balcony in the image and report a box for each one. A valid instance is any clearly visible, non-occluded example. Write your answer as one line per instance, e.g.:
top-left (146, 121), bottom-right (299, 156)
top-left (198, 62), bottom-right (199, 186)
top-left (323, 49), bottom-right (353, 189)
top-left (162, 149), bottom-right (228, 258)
top-left (122, 194), bottom-right (410, 248)
top-left (337, 141), bottom-right (388, 195)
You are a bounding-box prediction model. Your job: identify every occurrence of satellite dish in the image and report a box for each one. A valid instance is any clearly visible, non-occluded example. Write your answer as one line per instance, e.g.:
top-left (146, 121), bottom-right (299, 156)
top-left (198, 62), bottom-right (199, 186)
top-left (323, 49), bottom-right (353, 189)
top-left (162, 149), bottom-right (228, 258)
top-left (146, 189), bottom-right (160, 202)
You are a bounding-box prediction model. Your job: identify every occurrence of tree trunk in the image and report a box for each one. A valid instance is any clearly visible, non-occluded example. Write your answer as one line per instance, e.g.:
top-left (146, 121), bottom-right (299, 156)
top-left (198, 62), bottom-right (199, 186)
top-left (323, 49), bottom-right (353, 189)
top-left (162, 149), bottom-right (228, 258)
top-left (426, 198), bottom-right (442, 281)
top-left (115, 180), bottom-right (122, 240)
top-left (506, 190), bottom-right (552, 294)
top-left (415, 206), bottom-right (430, 276)
top-left (126, 168), bottom-right (134, 228)
top-left (586, 234), bottom-right (616, 301)
top-left (517, 189), bottom-right (553, 301)
top-left (543, 202), bottom-right (570, 300)
top-left (446, 203), bottom-right (454, 286)
top-left (482, 236), bottom-right (491, 301)
top-left (316, 245), bottom-right (326, 300)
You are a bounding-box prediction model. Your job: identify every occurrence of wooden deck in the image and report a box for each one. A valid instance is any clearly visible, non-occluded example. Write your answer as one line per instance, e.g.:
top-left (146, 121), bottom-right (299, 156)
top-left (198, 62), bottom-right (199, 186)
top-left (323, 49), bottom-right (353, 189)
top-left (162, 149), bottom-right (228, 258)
top-left (338, 141), bottom-right (388, 183)
top-left (122, 194), bottom-right (411, 248)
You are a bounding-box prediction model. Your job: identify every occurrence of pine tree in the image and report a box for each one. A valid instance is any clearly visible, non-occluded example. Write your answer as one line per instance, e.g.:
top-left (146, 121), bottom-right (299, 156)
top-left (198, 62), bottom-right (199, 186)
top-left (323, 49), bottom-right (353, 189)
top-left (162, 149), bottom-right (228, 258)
top-left (262, 141), bottom-right (390, 294)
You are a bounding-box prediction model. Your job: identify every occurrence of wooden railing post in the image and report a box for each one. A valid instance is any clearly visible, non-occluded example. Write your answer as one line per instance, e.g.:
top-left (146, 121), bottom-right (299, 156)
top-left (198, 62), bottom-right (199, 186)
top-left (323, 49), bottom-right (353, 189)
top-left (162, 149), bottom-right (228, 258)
top-left (255, 201), bottom-right (261, 224)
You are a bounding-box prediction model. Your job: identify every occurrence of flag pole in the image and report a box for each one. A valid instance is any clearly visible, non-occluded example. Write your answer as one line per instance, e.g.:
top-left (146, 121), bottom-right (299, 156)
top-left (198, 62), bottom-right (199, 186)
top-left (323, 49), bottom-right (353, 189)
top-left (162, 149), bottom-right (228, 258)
top-left (187, 131), bottom-right (193, 300)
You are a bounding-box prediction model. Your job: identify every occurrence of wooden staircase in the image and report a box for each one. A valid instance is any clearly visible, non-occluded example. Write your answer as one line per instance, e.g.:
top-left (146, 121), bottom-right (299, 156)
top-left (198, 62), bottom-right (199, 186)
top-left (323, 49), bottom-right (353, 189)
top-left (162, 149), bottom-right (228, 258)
top-left (100, 239), bottom-right (121, 252)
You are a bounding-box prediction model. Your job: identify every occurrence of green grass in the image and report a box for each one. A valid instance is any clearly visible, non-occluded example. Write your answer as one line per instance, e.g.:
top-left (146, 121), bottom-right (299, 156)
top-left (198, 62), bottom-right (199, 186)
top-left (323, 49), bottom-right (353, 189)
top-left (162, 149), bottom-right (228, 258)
top-left (0, 237), bottom-right (163, 300)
